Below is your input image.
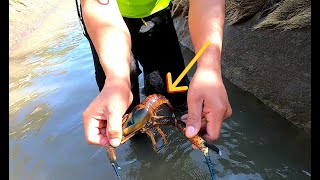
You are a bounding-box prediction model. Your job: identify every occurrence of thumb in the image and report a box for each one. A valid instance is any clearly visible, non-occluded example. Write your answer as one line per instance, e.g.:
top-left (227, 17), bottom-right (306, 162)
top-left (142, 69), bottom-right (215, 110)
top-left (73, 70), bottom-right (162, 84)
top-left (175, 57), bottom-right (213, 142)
top-left (98, 0), bottom-right (109, 5)
top-left (107, 113), bottom-right (123, 147)
top-left (185, 96), bottom-right (203, 138)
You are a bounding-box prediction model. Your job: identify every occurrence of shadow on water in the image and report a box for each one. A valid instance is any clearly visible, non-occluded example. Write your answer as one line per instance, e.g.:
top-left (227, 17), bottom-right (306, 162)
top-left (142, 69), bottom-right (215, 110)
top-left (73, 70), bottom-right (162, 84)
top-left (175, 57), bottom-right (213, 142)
top-left (9, 14), bottom-right (310, 180)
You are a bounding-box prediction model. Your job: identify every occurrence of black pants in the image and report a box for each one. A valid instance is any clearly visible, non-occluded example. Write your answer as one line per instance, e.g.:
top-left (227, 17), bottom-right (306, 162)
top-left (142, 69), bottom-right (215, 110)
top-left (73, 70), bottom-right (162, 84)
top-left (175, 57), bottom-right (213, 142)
top-left (82, 5), bottom-right (189, 115)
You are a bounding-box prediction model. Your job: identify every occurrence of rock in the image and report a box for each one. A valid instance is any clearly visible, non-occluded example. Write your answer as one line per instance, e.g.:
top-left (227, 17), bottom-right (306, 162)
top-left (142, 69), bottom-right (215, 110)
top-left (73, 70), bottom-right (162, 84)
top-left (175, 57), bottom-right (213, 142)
top-left (173, 15), bottom-right (311, 134)
top-left (173, 16), bottom-right (194, 52)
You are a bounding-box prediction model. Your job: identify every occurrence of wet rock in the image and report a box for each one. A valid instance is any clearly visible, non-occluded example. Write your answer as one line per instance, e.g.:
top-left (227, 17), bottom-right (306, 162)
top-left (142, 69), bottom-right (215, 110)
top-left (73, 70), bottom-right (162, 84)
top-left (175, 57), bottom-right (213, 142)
top-left (173, 15), bottom-right (311, 134)
top-left (142, 71), bottom-right (166, 96)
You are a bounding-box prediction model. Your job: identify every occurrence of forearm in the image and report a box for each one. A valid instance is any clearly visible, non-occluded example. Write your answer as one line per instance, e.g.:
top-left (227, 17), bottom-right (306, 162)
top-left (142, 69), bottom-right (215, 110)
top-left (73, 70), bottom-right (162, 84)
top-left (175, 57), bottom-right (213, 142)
top-left (81, 0), bottom-right (131, 85)
top-left (189, 0), bottom-right (225, 74)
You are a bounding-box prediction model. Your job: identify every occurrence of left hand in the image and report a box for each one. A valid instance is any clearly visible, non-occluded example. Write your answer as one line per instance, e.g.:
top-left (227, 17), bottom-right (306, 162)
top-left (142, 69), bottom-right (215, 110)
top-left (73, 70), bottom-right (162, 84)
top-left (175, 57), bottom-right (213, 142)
top-left (183, 69), bottom-right (232, 143)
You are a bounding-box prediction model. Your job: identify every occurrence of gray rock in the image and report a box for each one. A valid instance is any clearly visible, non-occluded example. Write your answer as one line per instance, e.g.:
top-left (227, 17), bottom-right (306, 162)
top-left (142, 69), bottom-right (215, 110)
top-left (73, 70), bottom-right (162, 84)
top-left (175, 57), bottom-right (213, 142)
top-left (173, 15), bottom-right (311, 134)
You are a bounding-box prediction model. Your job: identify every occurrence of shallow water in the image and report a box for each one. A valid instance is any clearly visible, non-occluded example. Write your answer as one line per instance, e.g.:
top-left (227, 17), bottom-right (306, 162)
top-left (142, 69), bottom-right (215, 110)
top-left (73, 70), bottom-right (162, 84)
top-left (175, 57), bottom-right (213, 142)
top-left (9, 9), bottom-right (311, 180)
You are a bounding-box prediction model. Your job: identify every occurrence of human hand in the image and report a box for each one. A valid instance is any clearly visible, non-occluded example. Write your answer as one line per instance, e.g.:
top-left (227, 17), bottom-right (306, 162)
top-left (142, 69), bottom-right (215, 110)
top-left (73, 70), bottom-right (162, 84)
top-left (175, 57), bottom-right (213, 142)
top-left (97, 0), bottom-right (109, 5)
top-left (183, 69), bottom-right (232, 143)
top-left (82, 79), bottom-right (133, 147)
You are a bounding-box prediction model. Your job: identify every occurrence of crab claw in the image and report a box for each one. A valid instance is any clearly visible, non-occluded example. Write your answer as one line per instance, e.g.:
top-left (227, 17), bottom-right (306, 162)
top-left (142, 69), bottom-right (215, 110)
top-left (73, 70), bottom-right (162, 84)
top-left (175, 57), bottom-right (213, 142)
top-left (111, 162), bottom-right (121, 179)
top-left (196, 141), bottom-right (220, 180)
top-left (174, 120), bottom-right (221, 180)
top-left (204, 141), bottom-right (222, 156)
top-left (204, 153), bottom-right (217, 180)
top-left (106, 146), bottom-right (122, 179)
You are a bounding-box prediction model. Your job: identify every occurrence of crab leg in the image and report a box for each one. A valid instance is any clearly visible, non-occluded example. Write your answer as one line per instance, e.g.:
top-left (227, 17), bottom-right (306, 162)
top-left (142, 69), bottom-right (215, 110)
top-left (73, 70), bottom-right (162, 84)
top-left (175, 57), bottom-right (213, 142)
top-left (152, 115), bottom-right (173, 119)
top-left (152, 121), bottom-right (176, 126)
top-left (154, 126), bottom-right (168, 144)
top-left (154, 107), bottom-right (166, 113)
top-left (106, 146), bottom-right (121, 179)
top-left (145, 129), bottom-right (158, 152)
top-left (121, 131), bottom-right (138, 144)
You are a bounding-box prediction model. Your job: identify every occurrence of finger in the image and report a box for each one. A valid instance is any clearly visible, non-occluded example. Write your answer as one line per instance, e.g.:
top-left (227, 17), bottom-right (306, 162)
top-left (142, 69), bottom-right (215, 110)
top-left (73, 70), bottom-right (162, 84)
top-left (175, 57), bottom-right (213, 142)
top-left (224, 104), bottom-right (233, 119)
top-left (186, 94), bottom-right (203, 138)
top-left (200, 116), bottom-right (207, 130)
top-left (107, 113), bottom-right (123, 147)
top-left (98, 134), bottom-right (109, 146)
top-left (181, 114), bottom-right (188, 123)
top-left (99, 128), bottom-right (106, 135)
top-left (191, 144), bottom-right (199, 149)
top-left (182, 114), bottom-right (205, 124)
top-left (84, 117), bottom-right (106, 143)
top-left (90, 127), bottom-right (108, 136)
top-left (182, 114), bottom-right (206, 135)
top-left (90, 128), bottom-right (100, 135)
top-left (88, 119), bottom-right (107, 129)
top-left (89, 128), bottom-right (107, 135)
top-left (97, 0), bottom-right (109, 5)
top-left (87, 130), bottom-right (109, 146)
top-left (204, 111), bottom-right (223, 142)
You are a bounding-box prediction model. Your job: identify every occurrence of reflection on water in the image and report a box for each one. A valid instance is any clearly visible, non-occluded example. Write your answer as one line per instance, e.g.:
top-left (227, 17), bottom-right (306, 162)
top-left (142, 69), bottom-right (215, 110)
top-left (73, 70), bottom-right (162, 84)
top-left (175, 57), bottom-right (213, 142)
top-left (9, 10), bottom-right (310, 180)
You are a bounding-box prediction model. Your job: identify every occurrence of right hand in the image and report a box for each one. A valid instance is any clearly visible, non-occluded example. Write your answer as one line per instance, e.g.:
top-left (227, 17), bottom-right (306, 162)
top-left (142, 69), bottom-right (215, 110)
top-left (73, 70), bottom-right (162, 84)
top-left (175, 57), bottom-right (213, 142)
top-left (82, 79), bottom-right (133, 147)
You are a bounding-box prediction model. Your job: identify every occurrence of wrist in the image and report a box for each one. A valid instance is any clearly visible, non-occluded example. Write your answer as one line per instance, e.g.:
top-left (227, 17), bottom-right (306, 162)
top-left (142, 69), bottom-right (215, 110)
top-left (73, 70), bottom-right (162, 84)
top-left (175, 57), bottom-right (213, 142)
top-left (105, 75), bottom-right (131, 88)
top-left (194, 68), bottom-right (223, 85)
top-left (104, 62), bottom-right (131, 86)
top-left (196, 47), bottom-right (222, 75)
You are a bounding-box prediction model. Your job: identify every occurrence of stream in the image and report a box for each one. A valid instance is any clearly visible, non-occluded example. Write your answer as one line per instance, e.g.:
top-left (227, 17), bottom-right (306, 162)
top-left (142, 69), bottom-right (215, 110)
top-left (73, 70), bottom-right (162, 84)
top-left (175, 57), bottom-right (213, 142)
top-left (9, 7), bottom-right (311, 180)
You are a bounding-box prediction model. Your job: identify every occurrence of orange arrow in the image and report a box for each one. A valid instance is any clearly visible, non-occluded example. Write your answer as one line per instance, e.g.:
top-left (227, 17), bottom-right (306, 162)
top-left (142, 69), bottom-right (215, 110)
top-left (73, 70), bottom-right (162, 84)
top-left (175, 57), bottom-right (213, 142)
top-left (166, 40), bottom-right (211, 93)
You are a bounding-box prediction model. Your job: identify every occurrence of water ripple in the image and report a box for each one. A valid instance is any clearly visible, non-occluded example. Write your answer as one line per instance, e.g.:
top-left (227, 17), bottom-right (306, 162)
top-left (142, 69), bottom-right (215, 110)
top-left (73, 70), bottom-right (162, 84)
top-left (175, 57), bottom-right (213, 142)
top-left (9, 9), bottom-right (310, 180)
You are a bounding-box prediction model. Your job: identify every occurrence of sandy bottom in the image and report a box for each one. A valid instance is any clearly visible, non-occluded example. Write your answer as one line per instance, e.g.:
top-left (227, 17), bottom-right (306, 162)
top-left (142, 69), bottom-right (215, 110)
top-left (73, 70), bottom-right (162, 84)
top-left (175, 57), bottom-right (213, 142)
top-left (9, 0), bottom-right (79, 58)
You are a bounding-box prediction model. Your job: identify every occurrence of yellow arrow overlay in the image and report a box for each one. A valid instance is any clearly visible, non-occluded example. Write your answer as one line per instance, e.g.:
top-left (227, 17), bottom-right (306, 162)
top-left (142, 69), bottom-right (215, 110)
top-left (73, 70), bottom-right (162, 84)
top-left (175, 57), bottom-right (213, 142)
top-left (166, 40), bottom-right (211, 93)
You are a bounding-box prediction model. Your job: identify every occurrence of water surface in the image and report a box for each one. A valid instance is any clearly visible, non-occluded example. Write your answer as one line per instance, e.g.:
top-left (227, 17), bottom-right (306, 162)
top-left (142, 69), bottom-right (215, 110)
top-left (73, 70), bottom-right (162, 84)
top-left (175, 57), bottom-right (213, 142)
top-left (9, 8), bottom-right (311, 180)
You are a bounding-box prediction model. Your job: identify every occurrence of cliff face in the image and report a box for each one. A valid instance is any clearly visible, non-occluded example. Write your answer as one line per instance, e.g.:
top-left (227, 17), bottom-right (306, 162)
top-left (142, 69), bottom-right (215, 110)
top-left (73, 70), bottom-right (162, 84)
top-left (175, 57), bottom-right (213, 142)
top-left (173, 0), bottom-right (311, 134)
